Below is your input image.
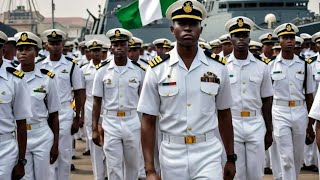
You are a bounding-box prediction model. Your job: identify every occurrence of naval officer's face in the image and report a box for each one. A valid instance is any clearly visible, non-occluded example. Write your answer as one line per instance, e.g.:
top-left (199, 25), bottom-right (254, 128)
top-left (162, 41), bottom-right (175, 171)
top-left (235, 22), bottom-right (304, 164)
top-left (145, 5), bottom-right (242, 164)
top-left (280, 34), bottom-right (295, 52)
top-left (111, 40), bottom-right (128, 58)
top-left (171, 19), bottom-right (202, 47)
top-left (17, 45), bottom-right (37, 66)
top-left (47, 41), bottom-right (63, 56)
top-left (230, 32), bottom-right (250, 52)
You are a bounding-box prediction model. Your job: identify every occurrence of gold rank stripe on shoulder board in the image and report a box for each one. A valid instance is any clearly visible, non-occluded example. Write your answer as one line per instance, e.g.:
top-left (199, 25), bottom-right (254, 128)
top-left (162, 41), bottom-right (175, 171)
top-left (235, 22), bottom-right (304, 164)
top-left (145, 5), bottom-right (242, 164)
top-left (6, 67), bottom-right (24, 79)
top-left (148, 54), bottom-right (170, 68)
top-left (298, 55), bottom-right (314, 64)
top-left (253, 54), bottom-right (271, 64)
top-left (96, 60), bottom-right (110, 70)
top-left (204, 50), bottom-right (226, 65)
top-left (131, 60), bottom-right (146, 71)
top-left (40, 69), bottom-right (55, 78)
top-left (65, 56), bottom-right (78, 65)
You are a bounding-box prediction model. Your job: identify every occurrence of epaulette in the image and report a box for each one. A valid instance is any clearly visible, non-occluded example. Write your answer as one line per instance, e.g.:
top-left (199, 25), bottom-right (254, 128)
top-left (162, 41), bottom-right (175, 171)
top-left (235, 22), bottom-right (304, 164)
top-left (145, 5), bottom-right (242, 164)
top-left (38, 54), bottom-right (46, 58)
top-left (10, 60), bottom-right (20, 67)
top-left (35, 57), bottom-right (46, 64)
top-left (6, 67), bottom-right (24, 79)
top-left (148, 54), bottom-right (170, 68)
top-left (299, 55), bottom-right (315, 64)
top-left (96, 60), bottom-right (110, 70)
top-left (65, 56), bottom-right (78, 65)
top-left (80, 61), bottom-right (89, 68)
top-left (40, 69), bottom-right (55, 78)
top-left (140, 58), bottom-right (148, 64)
top-left (131, 60), bottom-right (146, 71)
top-left (253, 54), bottom-right (272, 64)
top-left (204, 50), bottom-right (226, 65)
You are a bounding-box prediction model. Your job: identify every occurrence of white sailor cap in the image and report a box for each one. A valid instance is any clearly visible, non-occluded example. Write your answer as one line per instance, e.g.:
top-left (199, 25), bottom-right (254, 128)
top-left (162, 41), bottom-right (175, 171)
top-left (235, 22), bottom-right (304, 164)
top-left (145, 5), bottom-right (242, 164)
top-left (106, 28), bottom-right (133, 42)
top-left (14, 32), bottom-right (42, 48)
top-left (209, 39), bottom-right (221, 47)
top-left (153, 38), bottom-right (172, 48)
top-left (79, 41), bottom-right (86, 48)
top-left (129, 37), bottom-right (143, 48)
top-left (199, 42), bottom-right (211, 50)
top-left (225, 16), bottom-right (254, 34)
top-left (102, 43), bottom-right (111, 51)
top-left (219, 34), bottom-right (231, 44)
top-left (259, 33), bottom-right (278, 44)
top-left (41, 29), bottom-right (66, 42)
top-left (312, 32), bottom-right (320, 43)
top-left (249, 40), bottom-right (263, 50)
top-left (295, 36), bottom-right (304, 47)
top-left (274, 23), bottom-right (298, 37)
top-left (0, 31), bottom-right (8, 45)
top-left (272, 43), bottom-right (281, 50)
top-left (166, 0), bottom-right (207, 21)
top-left (64, 41), bottom-right (73, 47)
top-left (300, 33), bottom-right (312, 40)
top-left (85, 40), bottom-right (105, 50)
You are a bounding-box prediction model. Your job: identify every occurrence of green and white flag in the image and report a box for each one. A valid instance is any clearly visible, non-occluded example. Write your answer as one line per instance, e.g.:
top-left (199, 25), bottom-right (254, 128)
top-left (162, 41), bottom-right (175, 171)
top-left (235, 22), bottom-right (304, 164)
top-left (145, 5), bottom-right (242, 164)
top-left (116, 0), bottom-right (176, 29)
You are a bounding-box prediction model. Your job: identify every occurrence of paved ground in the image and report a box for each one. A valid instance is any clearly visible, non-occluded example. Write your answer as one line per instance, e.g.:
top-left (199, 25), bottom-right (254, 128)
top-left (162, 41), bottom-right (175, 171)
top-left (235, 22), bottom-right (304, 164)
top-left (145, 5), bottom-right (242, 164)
top-left (71, 140), bottom-right (318, 180)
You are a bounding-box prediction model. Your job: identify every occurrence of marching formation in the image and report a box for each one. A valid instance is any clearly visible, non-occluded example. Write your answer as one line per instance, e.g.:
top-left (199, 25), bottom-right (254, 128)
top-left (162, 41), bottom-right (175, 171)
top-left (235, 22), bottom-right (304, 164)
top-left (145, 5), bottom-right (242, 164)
top-left (1, 0), bottom-right (320, 180)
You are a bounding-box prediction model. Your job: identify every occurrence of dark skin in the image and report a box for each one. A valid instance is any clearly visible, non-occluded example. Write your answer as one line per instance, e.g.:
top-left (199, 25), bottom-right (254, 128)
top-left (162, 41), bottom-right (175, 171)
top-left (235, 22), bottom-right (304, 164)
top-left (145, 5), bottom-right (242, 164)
top-left (3, 41), bottom-right (16, 60)
top-left (0, 45), bottom-right (27, 180)
top-left (155, 45), bottom-right (171, 56)
top-left (102, 50), bottom-right (108, 60)
top-left (231, 32), bottom-right (273, 150)
top-left (222, 42), bottom-right (234, 56)
top-left (262, 42), bottom-right (274, 58)
top-left (212, 46), bottom-right (222, 54)
top-left (47, 41), bottom-right (84, 135)
top-left (17, 45), bottom-right (60, 164)
top-left (294, 47), bottom-right (302, 56)
top-left (142, 19), bottom-right (235, 180)
top-left (315, 42), bottom-right (320, 52)
top-left (279, 34), bottom-right (315, 143)
top-left (92, 40), bottom-right (129, 146)
top-left (128, 47), bottom-right (140, 61)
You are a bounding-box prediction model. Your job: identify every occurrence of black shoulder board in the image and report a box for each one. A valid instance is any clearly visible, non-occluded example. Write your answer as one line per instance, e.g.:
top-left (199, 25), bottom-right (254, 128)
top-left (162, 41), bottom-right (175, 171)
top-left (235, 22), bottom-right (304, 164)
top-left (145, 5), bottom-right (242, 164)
top-left (35, 57), bottom-right (46, 64)
top-left (40, 69), bottom-right (55, 78)
top-left (270, 56), bottom-right (277, 60)
top-left (65, 56), bottom-right (78, 65)
top-left (80, 61), bottom-right (89, 68)
top-left (309, 55), bottom-right (317, 63)
top-left (204, 50), bottom-right (226, 65)
top-left (38, 54), bottom-right (46, 58)
top-left (10, 60), bottom-right (19, 67)
top-left (96, 60), bottom-right (110, 70)
top-left (131, 60), bottom-right (146, 71)
top-left (140, 58), bottom-right (148, 64)
top-left (299, 55), bottom-right (314, 64)
top-left (6, 67), bottom-right (24, 79)
top-left (148, 54), bottom-right (170, 68)
top-left (253, 54), bottom-right (272, 64)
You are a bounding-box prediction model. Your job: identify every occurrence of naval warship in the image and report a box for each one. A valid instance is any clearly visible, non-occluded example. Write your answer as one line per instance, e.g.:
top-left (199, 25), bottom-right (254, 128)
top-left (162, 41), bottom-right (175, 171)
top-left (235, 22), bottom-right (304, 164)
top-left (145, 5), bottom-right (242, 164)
top-left (95, 0), bottom-right (320, 42)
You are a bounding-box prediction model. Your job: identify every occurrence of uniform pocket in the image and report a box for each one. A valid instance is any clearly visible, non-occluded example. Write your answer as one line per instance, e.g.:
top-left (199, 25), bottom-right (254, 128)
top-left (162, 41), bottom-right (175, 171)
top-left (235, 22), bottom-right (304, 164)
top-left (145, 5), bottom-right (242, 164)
top-left (271, 72), bottom-right (286, 81)
top-left (295, 73), bottom-right (304, 81)
top-left (158, 85), bottom-right (179, 97)
top-left (200, 82), bottom-right (219, 96)
top-left (249, 76), bottom-right (262, 84)
top-left (31, 92), bottom-right (46, 100)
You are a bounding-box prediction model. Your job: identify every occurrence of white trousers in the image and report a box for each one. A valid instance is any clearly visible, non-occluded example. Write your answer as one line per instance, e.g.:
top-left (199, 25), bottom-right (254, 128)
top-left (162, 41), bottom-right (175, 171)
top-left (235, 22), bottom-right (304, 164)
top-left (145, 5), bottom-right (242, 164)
top-left (232, 115), bottom-right (266, 180)
top-left (102, 113), bottom-right (141, 180)
top-left (270, 138), bottom-right (282, 179)
top-left (304, 123), bottom-right (318, 166)
top-left (272, 105), bottom-right (308, 180)
top-left (22, 125), bottom-right (53, 180)
top-left (49, 105), bottom-right (73, 180)
top-left (0, 139), bottom-right (18, 180)
top-left (85, 106), bottom-right (106, 180)
top-left (160, 135), bottom-right (223, 180)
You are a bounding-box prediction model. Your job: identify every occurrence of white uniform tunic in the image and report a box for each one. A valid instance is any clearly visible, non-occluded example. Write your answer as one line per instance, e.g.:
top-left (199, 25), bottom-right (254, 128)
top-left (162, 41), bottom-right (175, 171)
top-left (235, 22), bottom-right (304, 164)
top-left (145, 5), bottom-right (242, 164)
top-left (39, 55), bottom-right (84, 180)
top-left (0, 61), bottom-right (32, 180)
top-left (81, 60), bottom-right (106, 180)
top-left (16, 65), bottom-right (61, 180)
top-left (227, 52), bottom-right (273, 180)
top-left (93, 59), bottom-right (145, 180)
top-left (269, 53), bottom-right (315, 180)
top-left (137, 47), bottom-right (233, 179)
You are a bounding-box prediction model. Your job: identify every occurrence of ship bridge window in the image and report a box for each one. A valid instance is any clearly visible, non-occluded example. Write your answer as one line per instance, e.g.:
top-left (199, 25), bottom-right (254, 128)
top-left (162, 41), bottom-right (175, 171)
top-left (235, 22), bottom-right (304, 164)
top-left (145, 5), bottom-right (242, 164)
top-left (244, 3), bottom-right (257, 8)
top-left (259, 2), bottom-right (284, 7)
top-left (219, 3), bottom-right (227, 9)
top-left (229, 3), bottom-right (242, 8)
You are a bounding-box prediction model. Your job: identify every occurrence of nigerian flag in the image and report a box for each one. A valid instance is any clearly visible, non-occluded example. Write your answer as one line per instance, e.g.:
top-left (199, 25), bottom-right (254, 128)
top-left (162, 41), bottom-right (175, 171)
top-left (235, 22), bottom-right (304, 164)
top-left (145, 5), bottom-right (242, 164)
top-left (116, 0), bottom-right (176, 29)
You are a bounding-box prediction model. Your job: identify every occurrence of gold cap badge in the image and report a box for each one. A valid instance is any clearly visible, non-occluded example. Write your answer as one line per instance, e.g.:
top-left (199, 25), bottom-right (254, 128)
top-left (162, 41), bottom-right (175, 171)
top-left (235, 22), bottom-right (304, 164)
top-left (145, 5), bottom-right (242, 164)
top-left (129, 39), bottom-right (135, 45)
top-left (92, 41), bottom-right (97, 47)
top-left (115, 30), bottom-right (121, 37)
top-left (183, 1), bottom-right (193, 13)
top-left (237, 18), bottom-right (244, 27)
top-left (267, 34), bottom-right (272, 40)
top-left (286, 24), bottom-right (292, 31)
top-left (21, 33), bottom-right (28, 41)
top-left (51, 31), bottom-right (57, 37)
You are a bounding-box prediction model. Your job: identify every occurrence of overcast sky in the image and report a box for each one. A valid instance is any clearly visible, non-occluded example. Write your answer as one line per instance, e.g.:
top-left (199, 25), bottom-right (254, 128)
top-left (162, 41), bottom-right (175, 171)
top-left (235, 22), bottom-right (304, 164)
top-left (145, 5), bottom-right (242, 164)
top-left (0, 0), bottom-right (319, 18)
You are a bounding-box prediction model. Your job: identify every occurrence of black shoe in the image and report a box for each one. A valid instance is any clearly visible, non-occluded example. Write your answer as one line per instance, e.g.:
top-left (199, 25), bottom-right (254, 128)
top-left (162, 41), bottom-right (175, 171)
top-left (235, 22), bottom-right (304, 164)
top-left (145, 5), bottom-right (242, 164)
top-left (82, 150), bottom-right (90, 156)
top-left (310, 165), bottom-right (319, 172)
top-left (264, 167), bottom-right (273, 175)
top-left (71, 164), bottom-right (76, 171)
top-left (72, 155), bottom-right (78, 160)
top-left (105, 177), bottom-right (108, 180)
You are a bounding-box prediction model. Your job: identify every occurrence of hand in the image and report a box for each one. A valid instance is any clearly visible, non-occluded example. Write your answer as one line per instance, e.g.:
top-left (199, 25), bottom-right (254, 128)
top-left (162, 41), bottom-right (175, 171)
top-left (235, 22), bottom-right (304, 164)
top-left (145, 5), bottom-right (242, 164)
top-left (11, 163), bottom-right (25, 180)
top-left (71, 116), bottom-right (79, 135)
top-left (79, 115), bottom-right (84, 128)
top-left (306, 126), bottom-right (315, 145)
top-left (223, 161), bottom-right (236, 180)
top-left (264, 130), bottom-right (273, 150)
top-left (50, 142), bottom-right (59, 164)
top-left (146, 172), bottom-right (160, 180)
top-left (92, 129), bottom-right (101, 147)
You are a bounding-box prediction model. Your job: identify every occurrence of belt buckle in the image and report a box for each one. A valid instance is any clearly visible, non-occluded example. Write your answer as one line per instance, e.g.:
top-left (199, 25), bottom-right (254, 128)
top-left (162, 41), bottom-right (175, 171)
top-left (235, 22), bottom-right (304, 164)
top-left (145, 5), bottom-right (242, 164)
top-left (241, 111), bottom-right (250, 117)
top-left (26, 124), bottom-right (32, 130)
top-left (185, 136), bottom-right (196, 144)
top-left (288, 101), bottom-right (295, 107)
top-left (117, 111), bottom-right (126, 117)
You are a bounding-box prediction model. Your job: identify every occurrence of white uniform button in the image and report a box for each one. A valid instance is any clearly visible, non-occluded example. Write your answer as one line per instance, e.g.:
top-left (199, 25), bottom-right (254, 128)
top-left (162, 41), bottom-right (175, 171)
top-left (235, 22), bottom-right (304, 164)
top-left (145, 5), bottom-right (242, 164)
top-left (187, 103), bottom-right (191, 107)
top-left (188, 127), bottom-right (192, 131)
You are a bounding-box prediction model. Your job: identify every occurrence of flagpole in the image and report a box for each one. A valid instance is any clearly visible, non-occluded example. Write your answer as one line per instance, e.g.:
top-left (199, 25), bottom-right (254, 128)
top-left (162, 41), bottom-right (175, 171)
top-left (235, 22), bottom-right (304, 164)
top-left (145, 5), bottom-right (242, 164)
top-left (52, 0), bottom-right (55, 28)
